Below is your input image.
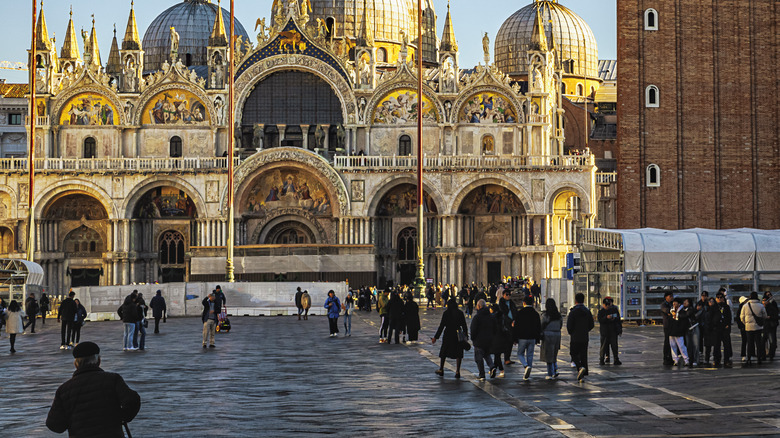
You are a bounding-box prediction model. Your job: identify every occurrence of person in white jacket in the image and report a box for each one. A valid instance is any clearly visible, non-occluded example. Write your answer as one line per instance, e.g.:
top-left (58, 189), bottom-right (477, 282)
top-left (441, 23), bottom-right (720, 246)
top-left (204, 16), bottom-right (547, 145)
top-left (740, 291), bottom-right (768, 365)
top-left (4, 300), bottom-right (26, 353)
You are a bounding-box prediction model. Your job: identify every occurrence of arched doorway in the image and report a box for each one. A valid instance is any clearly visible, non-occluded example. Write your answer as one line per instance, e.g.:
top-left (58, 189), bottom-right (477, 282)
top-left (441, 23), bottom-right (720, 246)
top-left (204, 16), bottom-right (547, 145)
top-left (159, 230), bottom-right (186, 283)
top-left (397, 227), bottom-right (418, 286)
top-left (263, 220), bottom-right (316, 244)
top-left (241, 71), bottom-right (344, 150)
top-left (64, 225), bottom-right (104, 287)
top-left (457, 184), bottom-right (525, 284)
top-left (551, 190), bottom-right (582, 278)
top-left (0, 226), bottom-right (15, 254)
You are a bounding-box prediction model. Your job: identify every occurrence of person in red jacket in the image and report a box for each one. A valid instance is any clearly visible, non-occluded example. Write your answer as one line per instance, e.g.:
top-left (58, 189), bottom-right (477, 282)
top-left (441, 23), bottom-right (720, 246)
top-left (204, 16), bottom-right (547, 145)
top-left (46, 342), bottom-right (140, 437)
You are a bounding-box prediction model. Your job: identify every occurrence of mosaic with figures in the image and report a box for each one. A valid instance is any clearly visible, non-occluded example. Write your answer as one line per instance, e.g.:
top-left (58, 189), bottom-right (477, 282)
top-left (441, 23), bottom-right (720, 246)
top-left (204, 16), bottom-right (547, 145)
top-left (244, 168), bottom-right (332, 216)
top-left (376, 184), bottom-right (438, 216)
top-left (141, 89), bottom-right (209, 125)
top-left (59, 93), bottom-right (118, 126)
top-left (459, 92), bottom-right (518, 124)
top-left (373, 89), bottom-right (438, 125)
top-left (458, 185), bottom-right (523, 214)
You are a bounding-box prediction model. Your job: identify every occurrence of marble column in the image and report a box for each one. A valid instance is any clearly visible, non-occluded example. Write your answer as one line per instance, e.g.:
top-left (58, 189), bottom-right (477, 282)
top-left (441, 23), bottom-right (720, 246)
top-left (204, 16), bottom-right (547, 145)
top-left (301, 125), bottom-right (310, 149)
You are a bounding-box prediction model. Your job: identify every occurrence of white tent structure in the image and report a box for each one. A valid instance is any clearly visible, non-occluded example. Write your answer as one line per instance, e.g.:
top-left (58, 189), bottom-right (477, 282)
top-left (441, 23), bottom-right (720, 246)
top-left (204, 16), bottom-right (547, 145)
top-left (577, 229), bottom-right (780, 320)
top-left (0, 258), bottom-right (45, 303)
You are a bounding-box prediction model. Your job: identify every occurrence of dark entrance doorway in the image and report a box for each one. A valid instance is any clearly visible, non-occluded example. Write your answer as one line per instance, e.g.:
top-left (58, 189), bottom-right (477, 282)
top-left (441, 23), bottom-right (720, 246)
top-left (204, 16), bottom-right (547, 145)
top-left (487, 261), bottom-right (502, 285)
top-left (399, 263), bottom-right (416, 286)
top-left (69, 269), bottom-right (101, 287)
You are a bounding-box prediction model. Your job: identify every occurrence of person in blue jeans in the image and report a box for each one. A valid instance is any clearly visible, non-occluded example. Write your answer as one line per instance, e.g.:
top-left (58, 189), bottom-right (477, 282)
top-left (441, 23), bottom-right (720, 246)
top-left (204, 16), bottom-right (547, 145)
top-left (513, 295), bottom-right (542, 380)
top-left (324, 290), bottom-right (341, 337)
top-left (343, 291), bottom-right (354, 336)
top-left (118, 295), bottom-right (140, 351)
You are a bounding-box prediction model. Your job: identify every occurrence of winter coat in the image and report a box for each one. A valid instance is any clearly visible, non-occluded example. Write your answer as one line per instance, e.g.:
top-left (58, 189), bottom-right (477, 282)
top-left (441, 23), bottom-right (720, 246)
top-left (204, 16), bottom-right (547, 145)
top-left (404, 300), bottom-right (421, 334)
top-left (149, 295), bottom-right (167, 318)
top-left (46, 364), bottom-right (140, 437)
top-left (59, 297), bottom-right (77, 321)
top-left (377, 293), bottom-right (390, 316)
top-left (566, 304), bottom-right (594, 343)
top-left (39, 295), bottom-right (50, 312)
top-left (597, 305), bottom-right (622, 336)
top-left (434, 308), bottom-right (468, 359)
top-left (201, 297), bottom-right (221, 323)
top-left (489, 309), bottom-right (511, 354)
top-left (118, 298), bottom-right (140, 324)
top-left (660, 299), bottom-right (673, 333)
top-left (4, 309), bottom-right (26, 334)
top-left (294, 290), bottom-right (303, 308)
top-left (540, 311), bottom-right (563, 363)
top-left (25, 297), bottom-right (39, 316)
top-left (301, 292), bottom-right (311, 310)
top-left (764, 299), bottom-right (779, 329)
top-left (707, 302), bottom-right (732, 333)
top-left (74, 304), bottom-right (87, 326)
top-left (668, 307), bottom-right (690, 337)
top-left (513, 306), bottom-right (542, 341)
top-left (324, 296), bottom-right (341, 319)
top-left (470, 307), bottom-right (496, 350)
top-left (387, 294), bottom-right (405, 328)
top-left (740, 299), bottom-right (767, 332)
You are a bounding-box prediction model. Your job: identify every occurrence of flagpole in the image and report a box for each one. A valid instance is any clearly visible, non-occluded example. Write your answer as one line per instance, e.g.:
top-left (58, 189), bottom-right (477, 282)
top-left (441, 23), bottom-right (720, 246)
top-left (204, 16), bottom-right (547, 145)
top-left (27, 0), bottom-right (37, 262)
top-left (226, 0), bottom-right (236, 282)
top-left (413, 0), bottom-right (425, 295)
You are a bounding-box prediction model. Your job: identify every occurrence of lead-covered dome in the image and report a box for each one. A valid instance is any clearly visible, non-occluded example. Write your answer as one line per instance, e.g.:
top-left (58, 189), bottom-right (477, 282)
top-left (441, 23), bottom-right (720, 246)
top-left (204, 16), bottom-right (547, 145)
top-left (495, 0), bottom-right (597, 78)
top-left (143, 0), bottom-right (248, 73)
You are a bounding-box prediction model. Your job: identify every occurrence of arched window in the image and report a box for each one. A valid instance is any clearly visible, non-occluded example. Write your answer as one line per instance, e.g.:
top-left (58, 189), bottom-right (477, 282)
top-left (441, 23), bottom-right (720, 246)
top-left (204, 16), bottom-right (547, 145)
top-left (159, 230), bottom-right (185, 265)
top-left (325, 17), bottom-right (335, 40)
top-left (398, 135), bottom-right (412, 155)
top-left (185, 53), bottom-right (193, 67)
top-left (646, 85), bottom-right (659, 107)
top-left (83, 137), bottom-right (96, 158)
top-left (644, 9), bottom-right (658, 30)
top-left (170, 136), bottom-right (183, 157)
top-left (646, 164), bottom-right (660, 187)
top-left (576, 83), bottom-right (584, 96)
top-left (561, 82), bottom-right (567, 94)
top-left (376, 47), bottom-right (388, 63)
top-left (397, 227), bottom-right (417, 261)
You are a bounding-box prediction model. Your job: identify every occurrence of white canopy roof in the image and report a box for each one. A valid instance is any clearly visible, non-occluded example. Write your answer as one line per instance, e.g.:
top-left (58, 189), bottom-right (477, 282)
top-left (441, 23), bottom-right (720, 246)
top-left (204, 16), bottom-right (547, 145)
top-left (0, 259), bottom-right (44, 285)
top-left (583, 228), bottom-right (780, 273)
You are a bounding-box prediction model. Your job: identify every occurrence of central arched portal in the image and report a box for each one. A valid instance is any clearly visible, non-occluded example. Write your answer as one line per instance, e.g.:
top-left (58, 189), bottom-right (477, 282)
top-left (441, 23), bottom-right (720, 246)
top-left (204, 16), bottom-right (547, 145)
top-left (241, 71), bottom-right (344, 151)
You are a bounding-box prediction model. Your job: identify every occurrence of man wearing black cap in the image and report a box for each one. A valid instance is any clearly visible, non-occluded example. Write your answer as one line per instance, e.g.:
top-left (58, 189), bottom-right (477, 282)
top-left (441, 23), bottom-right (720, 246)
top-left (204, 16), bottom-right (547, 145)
top-left (46, 341), bottom-right (141, 437)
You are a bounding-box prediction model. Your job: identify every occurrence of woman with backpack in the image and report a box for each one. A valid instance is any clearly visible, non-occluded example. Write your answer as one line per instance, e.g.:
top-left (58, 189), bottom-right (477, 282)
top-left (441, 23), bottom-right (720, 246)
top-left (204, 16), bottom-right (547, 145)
top-left (540, 298), bottom-right (563, 379)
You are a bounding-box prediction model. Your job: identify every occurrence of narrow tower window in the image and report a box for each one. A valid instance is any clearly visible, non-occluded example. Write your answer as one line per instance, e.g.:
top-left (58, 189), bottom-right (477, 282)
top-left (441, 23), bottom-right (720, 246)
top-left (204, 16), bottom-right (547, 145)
top-left (644, 9), bottom-right (658, 30)
top-left (646, 85), bottom-right (659, 107)
top-left (646, 164), bottom-right (660, 187)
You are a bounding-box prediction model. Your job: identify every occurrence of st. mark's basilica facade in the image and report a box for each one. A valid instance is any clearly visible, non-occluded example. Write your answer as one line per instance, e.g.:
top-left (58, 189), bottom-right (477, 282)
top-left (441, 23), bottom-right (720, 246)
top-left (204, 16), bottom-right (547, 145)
top-left (0, 0), bottom-right (604, 292)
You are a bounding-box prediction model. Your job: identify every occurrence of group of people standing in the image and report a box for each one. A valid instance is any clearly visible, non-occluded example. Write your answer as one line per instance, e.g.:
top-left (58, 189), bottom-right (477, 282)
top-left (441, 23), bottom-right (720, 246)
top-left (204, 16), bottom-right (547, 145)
top-left (432, 292), bottom-right (594, 382)
top-left (376, 288), bottom-right (421, 344)
top-left (660, 289), bottom-right (778, 368)
top-left (118, 289), bottom-right (167, 351)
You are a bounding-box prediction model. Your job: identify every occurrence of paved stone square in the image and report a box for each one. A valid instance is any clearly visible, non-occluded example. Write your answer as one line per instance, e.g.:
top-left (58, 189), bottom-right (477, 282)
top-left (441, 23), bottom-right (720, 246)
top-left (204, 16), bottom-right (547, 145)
top-left (1, 308), bottom-right (779, 437)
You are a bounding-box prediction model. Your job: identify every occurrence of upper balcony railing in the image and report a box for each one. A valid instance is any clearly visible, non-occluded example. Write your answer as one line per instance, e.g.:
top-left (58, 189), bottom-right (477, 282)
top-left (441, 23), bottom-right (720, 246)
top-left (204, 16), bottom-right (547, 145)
top-left (595, 172), bottom-right (617, 184)
top-left (334, 154), bottom-right (593, 171)
top-left (0, 157), bottom-right (238, 172)
top-left (25, 116), bottom-right (50, 126)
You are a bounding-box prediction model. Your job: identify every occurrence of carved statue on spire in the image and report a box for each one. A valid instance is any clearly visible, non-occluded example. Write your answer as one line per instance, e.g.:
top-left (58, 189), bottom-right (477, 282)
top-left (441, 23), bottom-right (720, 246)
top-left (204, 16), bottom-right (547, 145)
top-left (482, 32), bottom-right (490, 63)
top-left (169, 26), bottom-right (180, 61)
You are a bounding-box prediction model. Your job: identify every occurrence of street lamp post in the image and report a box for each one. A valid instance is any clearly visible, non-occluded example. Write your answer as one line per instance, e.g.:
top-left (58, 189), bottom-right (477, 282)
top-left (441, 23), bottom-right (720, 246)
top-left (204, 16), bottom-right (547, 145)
top-left (413, 0), bottom-right (425, 296)
top-left (27, 0), bottom-right (37, 263)
top-left (226, 0), bottom-right (236, 282)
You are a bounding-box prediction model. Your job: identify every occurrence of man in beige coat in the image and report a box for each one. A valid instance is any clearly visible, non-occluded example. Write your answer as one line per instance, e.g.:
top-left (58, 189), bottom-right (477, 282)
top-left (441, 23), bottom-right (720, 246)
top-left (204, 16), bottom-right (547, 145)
top-left (740, 291), bottom-right (767, 365)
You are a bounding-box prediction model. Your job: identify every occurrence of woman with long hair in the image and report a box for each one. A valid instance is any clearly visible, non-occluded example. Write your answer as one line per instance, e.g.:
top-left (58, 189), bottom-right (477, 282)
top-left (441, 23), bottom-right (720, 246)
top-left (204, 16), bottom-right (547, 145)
top-left (432, 299), bottom-right (468, 378)
top-left (4, 300), bottom-right (26, 353)
top-left (72, 299), bottom-right (88, 345)
top-left (540, 298), bottom-right (563, 379)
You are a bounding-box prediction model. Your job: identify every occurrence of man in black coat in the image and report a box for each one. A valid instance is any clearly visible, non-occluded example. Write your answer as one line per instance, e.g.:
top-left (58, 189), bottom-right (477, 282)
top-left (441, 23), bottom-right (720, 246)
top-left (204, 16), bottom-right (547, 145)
top-left (24, 293), bottom-right (39, 334)
top-left (294, 287), bottom-right (304, 320)
top-left (597, 297), bottom-right (622, 365)
top-left (58, 291), bottom-right (78, 349)
top-left (470, 299), bottom-right (496, 380)
top-left (567, 292), bottom-right (595, 381)
top-left (660, 291), bottom-right (674, 365)
top-left (763, 292), bottom-right (779, 360)
top-left (709, 291), bottom-right (733, 367)
top-left (498, 289), bottom-right (518, 365)
top-left (149, 290), bottom-right (167, 334)
top-left (46, 342), bottom-right (140, 437)
top-left (40, 293), bottom-right (50, 325)
top-left (514, 295), bottom-right (542, 380)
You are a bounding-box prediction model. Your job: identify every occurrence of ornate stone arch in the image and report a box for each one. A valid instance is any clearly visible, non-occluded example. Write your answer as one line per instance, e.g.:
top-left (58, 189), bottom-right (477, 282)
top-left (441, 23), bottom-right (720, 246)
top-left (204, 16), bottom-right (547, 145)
top-left (52, 85), bottom-right (126, 127)
top-left (229, 147), bottom-right (349, 216)
top-left (365, 175), bottom-right (446, 217)
top-left (121, 177), bottom-right (208, 219)
top-left (451, 86), bottom-right (524, 125)
top-left (249, 208), bottom-right (328, 244)
top-left (367, 82), bottom-right (444, 125)
top-left (35, 180), bottom-right (116, 219)
top-left (0, 185), bottom-right (19, 219)
top-left (133, 81), bottom-right (217, 126)
top-left (545, 183), bottom-right (592, 216)
top-left (449, 177), bottom-right (532, 215)
top-left (234, 55), bottom-right (358, 125)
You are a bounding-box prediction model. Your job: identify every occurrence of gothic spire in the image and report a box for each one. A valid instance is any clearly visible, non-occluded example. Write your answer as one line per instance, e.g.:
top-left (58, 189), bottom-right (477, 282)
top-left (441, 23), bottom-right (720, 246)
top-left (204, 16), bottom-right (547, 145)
top-left (60, 7), bottom-right (81, 62)
top-left (530, 2), bottom-right (548, 52)
top-left (106, 25), bottom-right (122, 75)
top-left (87, 16), bottom-right (102, 69)
top-left (209, 0), bottom-right (228, 47)
top-left (122, 1), bottom-right (142, 51)
top-left (439, 0), bottom-right (458, 53)
top-left (35, 1), bottom-right (53, 51)
top-left (357, 0), bottom-right (374, 47)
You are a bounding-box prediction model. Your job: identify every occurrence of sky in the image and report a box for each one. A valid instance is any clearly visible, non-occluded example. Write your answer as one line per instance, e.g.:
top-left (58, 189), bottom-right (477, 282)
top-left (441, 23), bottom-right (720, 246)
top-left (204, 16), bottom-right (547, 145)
top-left (0, 0), bottom-right (616, 83)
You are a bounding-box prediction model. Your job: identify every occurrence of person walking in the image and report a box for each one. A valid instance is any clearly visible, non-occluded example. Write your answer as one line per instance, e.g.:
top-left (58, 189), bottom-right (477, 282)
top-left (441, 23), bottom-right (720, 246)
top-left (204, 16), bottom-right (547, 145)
top-left (740, 291), bottom-right (767, 366)
top-left (490, 303), bottom-right (511, 377)
top-left (387, 291), bottom-right (405, 344)
top-left (201, 292), bottom-right (220, 348)
top-left (214, 285), bottom-right (227, 307)
top-left (149, 290), bottom-right (167, 334)
top-left (432, 299), bottom-right (469, 378)
top-left (498, 289), bottom-right (518, 365)
top-left (763, 292), bottom-right (778, 360)
top-left (470, 299), bottom-right (497, 381)
top-left (343, 291), bottom-right (354, 336)
top-left (118, 295), bottom-right (140, 351)
top-left (46, 342), bottom-right (140, 437)
top-left (377, 289), bottom-right (390, 343)
top-left (597, 297), bottom-right (622, 365)
top-left (58, 291), bottom-right (78, 350)
top-left (133, 293), bottom-right (148, 350)
top-left (404, 292), bottom-right (421, 343)
top-left (736, 296), bottom-right (749, 363)
top-left (39, 293), bottom-right (50, 326)
top-left (567, 293), bottom-right (594, 382)
top-left (540, 298), bottom-right (563, 379)
top-left (72, 299), bottom-right (87, 345)
top-left (709, 291), bottom-right (733, 367)
top-left (24, 293), bottom-right (39, 334)
top-left (295, 287), bottom-right (304, 320)
top-left (324, 290), bottom-right (341, 337)
top-left (659, 291), bottom-right (674, 365)
top-left (514, 295), bottom-right (542, 380)
top-left (3, 300), bottom-right (26, 353)
top-left (426, 285), bottom-right (435, 309)
top-left (669, 298), bottom-right (691, 366)
top-left (301, 290), bottom-right (311, 320)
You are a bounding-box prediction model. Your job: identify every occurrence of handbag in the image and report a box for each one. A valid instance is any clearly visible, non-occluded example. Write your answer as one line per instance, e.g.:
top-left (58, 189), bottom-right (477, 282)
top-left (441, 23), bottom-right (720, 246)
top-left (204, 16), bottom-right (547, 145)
top-left (748, 303), bottom-right (765, 327)
top-left (456, 327), bottom-right (471, 351)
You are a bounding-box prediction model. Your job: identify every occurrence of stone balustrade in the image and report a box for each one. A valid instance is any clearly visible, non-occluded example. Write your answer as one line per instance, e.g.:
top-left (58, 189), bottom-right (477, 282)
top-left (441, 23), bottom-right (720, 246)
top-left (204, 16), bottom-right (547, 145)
top-left (334, 154), bottom-right (593, 171)
top-left (0, 157), bottom-right (239, 173)
top-left (596, 171), bottom-right (617, 184)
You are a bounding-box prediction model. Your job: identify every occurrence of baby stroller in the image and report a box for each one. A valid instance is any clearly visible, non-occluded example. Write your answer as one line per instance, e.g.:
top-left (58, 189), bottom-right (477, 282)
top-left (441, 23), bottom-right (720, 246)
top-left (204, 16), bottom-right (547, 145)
top-left (216, 305), bottom-right (231, 333)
